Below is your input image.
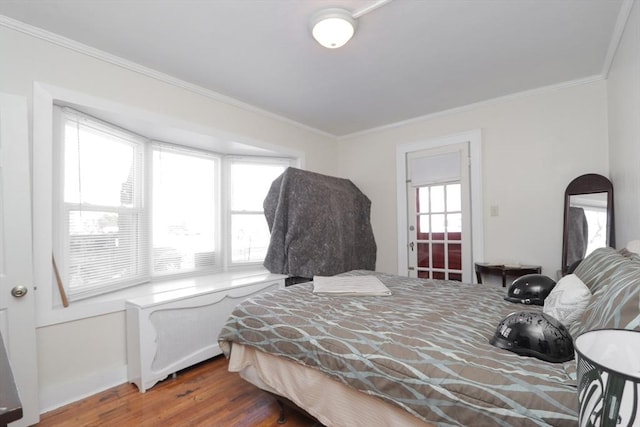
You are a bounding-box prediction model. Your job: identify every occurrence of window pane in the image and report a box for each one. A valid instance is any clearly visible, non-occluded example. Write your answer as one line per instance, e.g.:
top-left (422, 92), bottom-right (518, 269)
top-left (417, 214), bottom-right (429, 237)
top-left (432, 271), bottom-right (446, 280)
top-left (68, 210), bottom-right (147, 291)
top-left (417, 242), bottom-right (430, 268)
top-left (447, 184), bottom-right (461, 211)
top-left (153, 148), bottom-right (217, 273)
top-left (431, 214), bottom-right (446, 233)
top-left (232, 214), bottom-right (271, 262)
top-left (231, 163), bottom-right (286, 211)
top-left (447, 213), bottom-right (462, 233)
top-left (418, 270), bottom-right (430, 279)
top-left (230, 162), bottom-right (288, 263)
top-left (64, 121), bottom-right (141, 207)
top-left (417, 187), bottom-right (429, 213)
top-left (430, 185), bottom-right (445, 212)
top-left (432, 243), bottom-right (445, 268)
top-left (448, 243), bottom-right (462, 269)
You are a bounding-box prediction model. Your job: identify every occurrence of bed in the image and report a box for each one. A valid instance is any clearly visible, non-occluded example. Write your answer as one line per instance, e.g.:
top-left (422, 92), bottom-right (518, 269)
top-left (218, 247), bottom-right (640, 427)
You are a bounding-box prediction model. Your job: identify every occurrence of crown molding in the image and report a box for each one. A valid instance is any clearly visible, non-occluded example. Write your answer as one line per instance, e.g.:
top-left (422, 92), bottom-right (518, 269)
top-left (338, 75), bottom-right (605, 140)
top-left (601, 0), bottom-right (635, 79)
top-left (0, 14), bottom-right (335, 140)
top-left (1, 4), bottom-right (629, 142)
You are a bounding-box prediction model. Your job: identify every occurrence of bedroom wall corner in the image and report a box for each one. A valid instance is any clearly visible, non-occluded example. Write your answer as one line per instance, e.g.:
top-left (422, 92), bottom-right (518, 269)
top-left (337, 81), bottom-right (609, 278)
top-left (608, 0), bottom-right (640, 247)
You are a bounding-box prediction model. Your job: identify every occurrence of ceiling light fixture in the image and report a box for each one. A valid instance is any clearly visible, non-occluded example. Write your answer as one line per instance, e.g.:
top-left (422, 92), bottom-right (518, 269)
top-left (310, 8), bottom-right (357, 49)
top-left (310, 0), bottom-right (394, 49)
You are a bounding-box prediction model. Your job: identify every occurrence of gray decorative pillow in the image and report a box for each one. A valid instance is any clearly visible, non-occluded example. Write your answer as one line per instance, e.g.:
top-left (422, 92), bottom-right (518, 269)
top-left (571, 264), bottom-right (640, 337)
top-left (543, 274), bottom-right (591, 330)
top-left (573, 247), bottom-right (629, 294)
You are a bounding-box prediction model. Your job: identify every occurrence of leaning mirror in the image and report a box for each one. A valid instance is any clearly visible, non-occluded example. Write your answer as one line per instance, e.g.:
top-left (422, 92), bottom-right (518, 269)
top-left (561, 174), bottom-right (614, 275)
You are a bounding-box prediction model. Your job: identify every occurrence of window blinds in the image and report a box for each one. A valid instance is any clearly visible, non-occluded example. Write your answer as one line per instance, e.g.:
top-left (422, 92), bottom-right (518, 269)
top-left (61, 108), bottom-right (149, 299)
top-left (408, 151), bottom-right (461, 187)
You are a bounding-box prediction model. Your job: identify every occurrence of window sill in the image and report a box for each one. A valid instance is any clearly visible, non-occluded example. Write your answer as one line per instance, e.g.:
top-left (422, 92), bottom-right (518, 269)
top-left (36, 267), bottom-right (286, 327)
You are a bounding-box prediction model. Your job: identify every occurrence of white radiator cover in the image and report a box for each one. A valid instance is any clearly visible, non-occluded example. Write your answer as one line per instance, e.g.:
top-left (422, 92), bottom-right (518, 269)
top-left (126, 272), bottom-right (285, 392)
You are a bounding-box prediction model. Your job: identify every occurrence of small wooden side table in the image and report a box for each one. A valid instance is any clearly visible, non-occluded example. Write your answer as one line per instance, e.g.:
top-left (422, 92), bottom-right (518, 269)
top-left (474, 263), bottom-right (542, 287)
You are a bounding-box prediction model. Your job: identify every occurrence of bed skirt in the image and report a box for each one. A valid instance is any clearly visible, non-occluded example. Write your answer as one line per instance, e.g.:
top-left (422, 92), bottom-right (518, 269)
top-left (228, 343), bottom-right (433, 427)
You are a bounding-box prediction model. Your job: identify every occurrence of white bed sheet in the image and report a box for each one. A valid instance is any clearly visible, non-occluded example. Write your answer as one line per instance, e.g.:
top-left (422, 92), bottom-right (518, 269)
top-left (228, 343), bottom-right (433, 427)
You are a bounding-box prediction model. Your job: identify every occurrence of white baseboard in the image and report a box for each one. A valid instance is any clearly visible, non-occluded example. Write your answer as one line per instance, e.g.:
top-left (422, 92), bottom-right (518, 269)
top-left (39, 365), bottom-right (128, 414)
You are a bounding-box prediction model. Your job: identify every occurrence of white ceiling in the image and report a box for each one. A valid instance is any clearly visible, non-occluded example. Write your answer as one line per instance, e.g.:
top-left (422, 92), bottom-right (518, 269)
top-left (0, 0), bottom-right (628, 137)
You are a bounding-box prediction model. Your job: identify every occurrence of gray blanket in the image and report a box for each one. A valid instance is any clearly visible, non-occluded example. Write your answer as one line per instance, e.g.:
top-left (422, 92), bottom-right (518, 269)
top-left (219, 270), bottom-right (579, 426)
top-left (262, 167), bottom-right (376, 278)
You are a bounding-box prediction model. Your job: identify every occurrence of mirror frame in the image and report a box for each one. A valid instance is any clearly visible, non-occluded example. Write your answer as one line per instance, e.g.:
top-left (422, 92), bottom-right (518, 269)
top-left (561, 173), bottom-right (615, 274)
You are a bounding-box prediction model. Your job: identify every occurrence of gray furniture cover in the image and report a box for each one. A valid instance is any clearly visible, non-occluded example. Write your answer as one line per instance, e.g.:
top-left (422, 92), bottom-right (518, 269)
top-left (263, 167), bottom-right (376, 278)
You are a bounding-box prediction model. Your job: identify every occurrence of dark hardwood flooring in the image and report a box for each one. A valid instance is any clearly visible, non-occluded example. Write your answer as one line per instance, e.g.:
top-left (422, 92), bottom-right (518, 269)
top-left (37, 355), bottom-right (319, 426)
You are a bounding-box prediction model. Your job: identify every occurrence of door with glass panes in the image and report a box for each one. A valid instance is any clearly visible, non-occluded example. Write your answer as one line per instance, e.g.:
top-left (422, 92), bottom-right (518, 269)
top-left (407, 143), bottom-right (471, 281)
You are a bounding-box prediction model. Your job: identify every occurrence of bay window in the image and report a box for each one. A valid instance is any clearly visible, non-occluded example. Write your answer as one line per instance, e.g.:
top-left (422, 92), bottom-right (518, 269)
top-left (54, 106), bottom-right (292, 301)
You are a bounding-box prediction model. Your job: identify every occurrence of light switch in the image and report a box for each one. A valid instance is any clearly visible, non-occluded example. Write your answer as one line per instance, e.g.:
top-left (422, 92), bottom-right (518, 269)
top-left (490, 205), bottom-right (499, 217)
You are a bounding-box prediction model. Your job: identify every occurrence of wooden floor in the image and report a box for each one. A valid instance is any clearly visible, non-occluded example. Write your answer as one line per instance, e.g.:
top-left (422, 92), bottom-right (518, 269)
top-left (37, 355), bottom-right (319, 427)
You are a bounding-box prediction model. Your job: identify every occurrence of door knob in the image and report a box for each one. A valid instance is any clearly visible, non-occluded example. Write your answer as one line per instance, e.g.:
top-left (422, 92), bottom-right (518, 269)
top-left (11, 285), bottom-right (28, 298)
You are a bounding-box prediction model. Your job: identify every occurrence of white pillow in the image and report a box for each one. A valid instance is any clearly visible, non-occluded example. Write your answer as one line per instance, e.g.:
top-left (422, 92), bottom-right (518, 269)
top-left (626, 240), bottom-right (640, 255)
top-left (543, 274), bottom-right (592, 329)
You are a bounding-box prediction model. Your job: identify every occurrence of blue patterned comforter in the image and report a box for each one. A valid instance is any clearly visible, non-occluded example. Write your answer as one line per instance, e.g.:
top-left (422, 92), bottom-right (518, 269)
top-left (218, 271), bottom-right (578, 426)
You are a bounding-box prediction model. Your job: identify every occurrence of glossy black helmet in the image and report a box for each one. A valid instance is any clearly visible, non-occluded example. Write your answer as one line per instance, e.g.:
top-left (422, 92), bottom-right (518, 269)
top-left (504, 274), bottom-right (556, 306)
top-left (489, 311), bottom-right (574, 363)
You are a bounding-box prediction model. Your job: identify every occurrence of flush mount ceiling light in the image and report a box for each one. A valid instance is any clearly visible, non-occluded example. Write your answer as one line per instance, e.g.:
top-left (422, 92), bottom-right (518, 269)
top-left (310, 0), bottom-right (394, 49)
top-left (310, 8), bottom-right (357, 49)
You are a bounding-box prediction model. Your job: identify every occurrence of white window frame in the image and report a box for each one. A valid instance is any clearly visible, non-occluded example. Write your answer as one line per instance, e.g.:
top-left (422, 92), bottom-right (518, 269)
top-left (149, 141), bottom-right (222, 278)
top-left (53, 107), bottom-right (150, 300)
top-left (224, 156), bottom-right (294, 268)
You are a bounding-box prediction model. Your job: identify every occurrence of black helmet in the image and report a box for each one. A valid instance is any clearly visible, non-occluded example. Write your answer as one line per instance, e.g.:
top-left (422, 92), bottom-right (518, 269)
top-left (489, 311), bottom-right (574, 363)
top-left (504, 274), bottom-right (556, 306)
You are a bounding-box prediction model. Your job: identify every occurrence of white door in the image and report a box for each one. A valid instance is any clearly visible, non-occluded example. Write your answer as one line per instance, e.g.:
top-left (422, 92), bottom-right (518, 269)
top-left (396, 130), bottom-right (483, 280)
top-left (405, 143), bottom-right (472, 281)
top-left (0, 93), bottom-right (39, 425)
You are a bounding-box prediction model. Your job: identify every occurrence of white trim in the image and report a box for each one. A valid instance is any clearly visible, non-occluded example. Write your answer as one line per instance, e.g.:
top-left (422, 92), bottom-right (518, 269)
top-left (601, 0), bottom-right (635, 78)
top-left (340, 76), bottom-right (603, 140)
top-left (396, 129), bottom-right (484, 280)
top-left (34, 82), bottom-right (305, 160)
top-left (33, 83), bottom-right (57, 325)
top-left (39, 365), bottom-right (127, 414)
top-left (0, 15), bottom-right (333, 140)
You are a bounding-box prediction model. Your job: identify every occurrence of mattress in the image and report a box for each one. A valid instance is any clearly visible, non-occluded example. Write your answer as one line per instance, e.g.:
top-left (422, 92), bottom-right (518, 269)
top-left (219, 270), bottom-right (579, 426)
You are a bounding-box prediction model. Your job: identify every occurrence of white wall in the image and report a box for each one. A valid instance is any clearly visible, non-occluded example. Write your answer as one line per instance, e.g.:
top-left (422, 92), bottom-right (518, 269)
top-left (608, 0), bottom-right (640, 247)
top-left (36, 312), bottom-right (127, 410)
top-left (0, 24), bottom-right (338, 412)
top-left (338, 81), bottom-right (609, 277)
